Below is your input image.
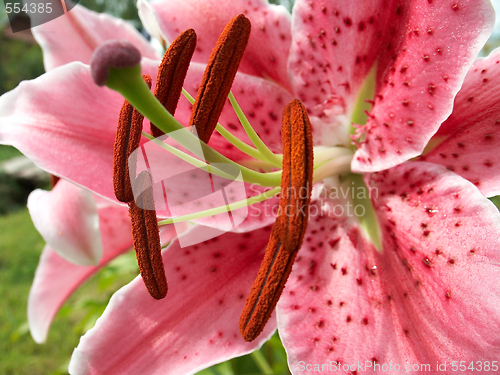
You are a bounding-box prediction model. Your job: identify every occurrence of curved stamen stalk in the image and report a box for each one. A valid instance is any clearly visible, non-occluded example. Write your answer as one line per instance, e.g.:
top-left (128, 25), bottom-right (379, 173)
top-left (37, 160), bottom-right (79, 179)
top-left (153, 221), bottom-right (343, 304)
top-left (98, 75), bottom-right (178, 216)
top-left (229, 92), bottom-right (283, 167)
top-left (182, 88), bottom-right (268, 163)
top-left (239, 99), bottom-right (314, 342)
top-left (141, 131), bottom-right (282, 187)
top-left (158, 187), bottom-right (281, 226)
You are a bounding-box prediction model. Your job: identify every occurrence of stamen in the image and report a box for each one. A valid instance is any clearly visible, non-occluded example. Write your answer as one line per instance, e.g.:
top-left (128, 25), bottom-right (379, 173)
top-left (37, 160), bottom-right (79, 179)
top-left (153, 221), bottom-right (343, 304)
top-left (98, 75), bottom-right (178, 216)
top-left (239, 99), bottom-right (313, 341)
top-left (113, 75), bottom-right (152, 203)
top-left (189, 14), bottom-right (251, 143)
top-left (151, 29), bottom-right (197, 138)
top-left (129, 170), bottom-right (167, 300)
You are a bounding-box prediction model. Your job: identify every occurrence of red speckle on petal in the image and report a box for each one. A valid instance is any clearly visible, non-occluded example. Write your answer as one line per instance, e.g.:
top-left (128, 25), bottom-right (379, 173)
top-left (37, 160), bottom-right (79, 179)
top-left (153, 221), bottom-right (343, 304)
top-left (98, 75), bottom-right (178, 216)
top-left (316, 320), bottom-right (325, 328)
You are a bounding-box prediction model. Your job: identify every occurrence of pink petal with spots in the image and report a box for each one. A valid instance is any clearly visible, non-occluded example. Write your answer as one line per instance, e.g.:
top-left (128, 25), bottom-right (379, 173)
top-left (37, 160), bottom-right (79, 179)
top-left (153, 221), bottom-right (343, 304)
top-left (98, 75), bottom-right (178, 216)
top-left (423, 48), bottom-right (500, 197)
top-left (68, 226), bottom-right (276, 375)
top-left (138, 0), bottom-right (292, 90)
top-left (31, 5), bottom-right (159, 71)
top-left (288, 0), bottom-right (398, 145)
top-left (0, 60), bottom-right (159, 203)
top-left (289, 0), bottom-right (493, 170)
top-left (279, 163), bottom-right (500, 373)
top-left (27, 180), bottom-right (102, 266)
top-left (351, 0), bottom-right (494, 172)
top-left (28, 203), bottom-right (134, 343)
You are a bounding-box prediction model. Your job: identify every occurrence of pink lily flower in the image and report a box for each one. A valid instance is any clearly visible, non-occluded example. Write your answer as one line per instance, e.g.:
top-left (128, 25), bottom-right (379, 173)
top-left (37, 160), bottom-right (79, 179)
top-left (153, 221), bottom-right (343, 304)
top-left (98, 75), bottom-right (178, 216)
top-left (0, 1), bottom-right (499, 374)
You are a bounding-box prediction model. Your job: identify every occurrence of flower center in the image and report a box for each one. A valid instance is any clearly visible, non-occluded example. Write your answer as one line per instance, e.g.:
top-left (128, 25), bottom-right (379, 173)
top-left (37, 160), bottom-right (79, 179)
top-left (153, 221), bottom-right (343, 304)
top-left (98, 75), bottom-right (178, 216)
top-left (90, 13), bottom-right (356, 342)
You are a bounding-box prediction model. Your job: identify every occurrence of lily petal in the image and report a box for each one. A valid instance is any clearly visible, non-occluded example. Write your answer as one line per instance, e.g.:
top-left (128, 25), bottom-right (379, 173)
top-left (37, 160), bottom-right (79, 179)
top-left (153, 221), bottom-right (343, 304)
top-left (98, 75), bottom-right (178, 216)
top-left (138, 0), bottom-right (292, 90)
top-left (69, 226), bottom-right (276, 375)
top-left (352, 0), bottom-right (494, 172)
top-left (289, 0), bottom-right (494, 170)
top-left (423, 48), bottom-right (500, 197)
top-left (28, 203), bottom-right (134, 344)
top-left (27, 180), bottom-right (102, 266)
top-left (279, 163), bottom-right (500, 371)
top-left (31, 4), bottom-right (160, 71)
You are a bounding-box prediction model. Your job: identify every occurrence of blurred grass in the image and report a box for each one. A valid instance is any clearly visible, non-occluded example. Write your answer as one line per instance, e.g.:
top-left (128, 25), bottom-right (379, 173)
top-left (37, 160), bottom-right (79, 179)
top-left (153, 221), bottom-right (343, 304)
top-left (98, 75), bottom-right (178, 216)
top-left (0, 209), bottom-right (78, 374)
top-left (0, 38), bottom-right (44, 96)
top-left (0, 145), bottom-right (22, 161)
top-left (0, 145), bottom-right (45, 214)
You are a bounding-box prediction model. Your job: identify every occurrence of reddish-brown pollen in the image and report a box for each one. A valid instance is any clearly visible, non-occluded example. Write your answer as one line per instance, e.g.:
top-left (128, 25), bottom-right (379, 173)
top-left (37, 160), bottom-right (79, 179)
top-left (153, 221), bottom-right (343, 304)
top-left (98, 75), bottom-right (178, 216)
top-left (128, 171), bottom-right (167, 300)
top-left (151, 29), bottom-right (197, 138)
top-left (239, 99), bottom-right (314, 342)
top-left (189, 14), bottom-right (251, 144)
top-left (113, 75), bottom-right (152, 203)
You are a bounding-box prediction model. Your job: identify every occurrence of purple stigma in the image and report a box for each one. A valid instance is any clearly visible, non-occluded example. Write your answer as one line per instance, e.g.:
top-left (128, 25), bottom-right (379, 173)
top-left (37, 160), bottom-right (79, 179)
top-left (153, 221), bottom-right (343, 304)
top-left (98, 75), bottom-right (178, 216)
top-left (90, 40), bottom-right (141, 86)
